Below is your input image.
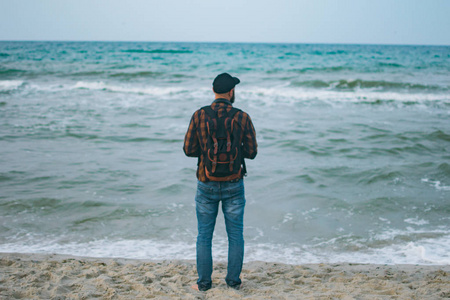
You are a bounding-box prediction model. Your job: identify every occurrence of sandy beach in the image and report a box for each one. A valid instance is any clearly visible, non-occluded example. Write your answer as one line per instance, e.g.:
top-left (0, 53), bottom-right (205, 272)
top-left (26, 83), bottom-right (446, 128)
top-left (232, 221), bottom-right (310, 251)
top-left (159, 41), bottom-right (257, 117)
top-left (0, 253), bottom-right (449, 299)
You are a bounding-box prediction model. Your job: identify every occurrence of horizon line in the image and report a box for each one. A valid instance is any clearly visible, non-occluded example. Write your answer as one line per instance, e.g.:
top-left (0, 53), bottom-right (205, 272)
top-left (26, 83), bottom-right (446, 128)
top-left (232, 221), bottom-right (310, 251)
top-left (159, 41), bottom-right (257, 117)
top-left (0, 39), bottom-right (449, 47)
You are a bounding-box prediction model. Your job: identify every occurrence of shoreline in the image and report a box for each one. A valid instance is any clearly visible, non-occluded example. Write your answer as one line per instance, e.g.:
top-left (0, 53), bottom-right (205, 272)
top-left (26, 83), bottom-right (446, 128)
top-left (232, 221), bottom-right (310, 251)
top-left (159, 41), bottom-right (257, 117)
top-left (1, 252), bottom-right (449, 299)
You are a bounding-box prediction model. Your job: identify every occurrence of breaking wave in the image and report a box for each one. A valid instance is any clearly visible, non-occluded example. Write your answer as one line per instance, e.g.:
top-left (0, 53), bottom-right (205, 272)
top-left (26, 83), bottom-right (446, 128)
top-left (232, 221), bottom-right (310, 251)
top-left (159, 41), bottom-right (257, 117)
top-left (289, 79), bottom-right (448, 92)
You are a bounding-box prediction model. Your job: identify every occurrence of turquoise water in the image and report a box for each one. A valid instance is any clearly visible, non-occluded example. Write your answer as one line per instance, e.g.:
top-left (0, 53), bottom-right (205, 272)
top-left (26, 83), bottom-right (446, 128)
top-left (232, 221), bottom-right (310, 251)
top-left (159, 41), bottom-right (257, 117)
top-left (1, 41), bottom-right (449, 264)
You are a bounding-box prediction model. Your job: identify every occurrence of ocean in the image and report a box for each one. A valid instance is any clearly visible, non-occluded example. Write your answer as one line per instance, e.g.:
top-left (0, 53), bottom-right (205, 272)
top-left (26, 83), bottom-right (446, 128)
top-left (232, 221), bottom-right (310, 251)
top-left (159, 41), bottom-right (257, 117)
top-left (1, 41), bottom-right (449, 265)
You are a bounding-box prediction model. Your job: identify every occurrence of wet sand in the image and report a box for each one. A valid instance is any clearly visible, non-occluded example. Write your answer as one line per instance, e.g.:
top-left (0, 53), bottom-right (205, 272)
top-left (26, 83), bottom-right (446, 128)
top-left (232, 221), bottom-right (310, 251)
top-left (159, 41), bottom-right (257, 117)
top-left (1, 252), bottom-right (449, 299)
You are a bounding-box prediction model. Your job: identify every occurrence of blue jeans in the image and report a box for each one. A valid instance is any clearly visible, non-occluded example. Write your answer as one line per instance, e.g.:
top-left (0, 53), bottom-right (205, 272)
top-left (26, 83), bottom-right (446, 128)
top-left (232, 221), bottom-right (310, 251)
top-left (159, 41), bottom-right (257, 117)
top-left (195, 179), bottom-right (245, 291)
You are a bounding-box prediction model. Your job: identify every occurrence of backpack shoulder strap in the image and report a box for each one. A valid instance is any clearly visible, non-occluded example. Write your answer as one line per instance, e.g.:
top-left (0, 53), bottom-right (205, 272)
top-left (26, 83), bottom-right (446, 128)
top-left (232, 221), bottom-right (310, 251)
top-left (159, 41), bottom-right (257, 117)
top-left (201, 106), bottom-right (216, 118)
top-left (201, 105), bottom-right (241, 119)
top-left (228, 107), bottom-right (241, 118)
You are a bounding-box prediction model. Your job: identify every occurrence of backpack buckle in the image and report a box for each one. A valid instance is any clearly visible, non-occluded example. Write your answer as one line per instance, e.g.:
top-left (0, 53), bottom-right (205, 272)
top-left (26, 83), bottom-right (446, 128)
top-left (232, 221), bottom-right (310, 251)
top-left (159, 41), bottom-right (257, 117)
top-left (212, 159), bottom-right (217, 173)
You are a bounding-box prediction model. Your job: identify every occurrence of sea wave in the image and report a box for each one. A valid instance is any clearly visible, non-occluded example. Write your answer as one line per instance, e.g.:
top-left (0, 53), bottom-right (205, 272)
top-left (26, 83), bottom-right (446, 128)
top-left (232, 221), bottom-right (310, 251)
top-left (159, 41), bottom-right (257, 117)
top-left (421, 178), bottom-right (450, 191)
top-left (378, 62), bottom-right (404, 68)
top-left (58, 70), bottom-right (193, 80)
top-left (266, 66), bottom-right (353, 74)
top-left (7, 79), bottom-right (450, 107)
top-left (1, 230), bottom-right (449, 265)
top-left (109, 71), bottom-right (164, 78)
top-left (121, 49), bottom-right (193, 54)
top-left (289, 79), bottom-right (448, 92)
top-left (73, 81), bottom-right (187, 95)
top-left (0, 68), bottom-right (27, 76)
top-left (0, 80), bottom-right (25, 92)
top-left (109, 71), bottom-right (193, 80)
top-left (292, 66), bottom-right (353, 73)
top-left (242, 86), bottom-right (450, 106)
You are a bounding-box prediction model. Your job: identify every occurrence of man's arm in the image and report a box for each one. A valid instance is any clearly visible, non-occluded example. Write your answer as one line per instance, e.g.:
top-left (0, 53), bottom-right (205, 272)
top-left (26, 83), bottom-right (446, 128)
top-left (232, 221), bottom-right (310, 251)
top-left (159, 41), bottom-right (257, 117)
top-left (242, 114), bottom-right (257, 159)
top-left (183, 110), bottom-right (201, 157)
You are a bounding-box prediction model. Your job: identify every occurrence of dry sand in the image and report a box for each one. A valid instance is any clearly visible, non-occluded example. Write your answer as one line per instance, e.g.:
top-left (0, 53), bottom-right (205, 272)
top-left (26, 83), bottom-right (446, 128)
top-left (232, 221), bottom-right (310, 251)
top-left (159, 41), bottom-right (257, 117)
top-left (1, 252), bottom-right (449, 299)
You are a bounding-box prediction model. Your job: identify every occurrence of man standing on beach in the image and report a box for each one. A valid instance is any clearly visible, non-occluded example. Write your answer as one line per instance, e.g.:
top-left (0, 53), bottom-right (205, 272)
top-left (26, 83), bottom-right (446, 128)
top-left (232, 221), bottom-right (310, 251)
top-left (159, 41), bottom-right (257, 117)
top-left (183, 73), bottom-right (257, 291)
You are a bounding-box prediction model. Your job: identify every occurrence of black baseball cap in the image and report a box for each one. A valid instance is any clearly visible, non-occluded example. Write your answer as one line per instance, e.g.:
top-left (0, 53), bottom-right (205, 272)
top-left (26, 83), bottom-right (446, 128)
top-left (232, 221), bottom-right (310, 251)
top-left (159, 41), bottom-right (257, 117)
top-left (212, 73), bottom-right (240, 94)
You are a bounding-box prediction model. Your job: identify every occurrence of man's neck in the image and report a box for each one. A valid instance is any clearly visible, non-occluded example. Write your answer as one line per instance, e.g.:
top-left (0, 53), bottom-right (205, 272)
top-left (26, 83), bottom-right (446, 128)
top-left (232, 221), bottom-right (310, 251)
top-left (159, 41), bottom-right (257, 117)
top-left (213, 98), bottom-right (232, 104)
top-left (215, 95), bottom-right (231, 100)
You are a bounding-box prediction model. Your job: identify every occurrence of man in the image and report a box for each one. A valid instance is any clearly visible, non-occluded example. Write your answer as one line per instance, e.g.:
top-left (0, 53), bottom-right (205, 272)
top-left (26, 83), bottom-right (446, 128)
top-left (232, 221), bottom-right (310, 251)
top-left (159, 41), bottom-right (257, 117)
top-left (183, 73), bottom-right (257, 291)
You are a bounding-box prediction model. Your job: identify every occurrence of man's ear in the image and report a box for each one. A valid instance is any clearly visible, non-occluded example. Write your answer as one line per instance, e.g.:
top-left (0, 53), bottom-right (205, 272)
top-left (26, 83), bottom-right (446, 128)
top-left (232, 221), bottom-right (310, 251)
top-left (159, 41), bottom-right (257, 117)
top-left (229, 89), bottom-right (234, 97)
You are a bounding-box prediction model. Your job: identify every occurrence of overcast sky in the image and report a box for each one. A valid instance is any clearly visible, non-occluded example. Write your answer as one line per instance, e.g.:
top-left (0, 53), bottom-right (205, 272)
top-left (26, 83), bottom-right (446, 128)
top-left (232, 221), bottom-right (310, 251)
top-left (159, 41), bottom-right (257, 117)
top-left (1, 0), bottom-right (449, 45)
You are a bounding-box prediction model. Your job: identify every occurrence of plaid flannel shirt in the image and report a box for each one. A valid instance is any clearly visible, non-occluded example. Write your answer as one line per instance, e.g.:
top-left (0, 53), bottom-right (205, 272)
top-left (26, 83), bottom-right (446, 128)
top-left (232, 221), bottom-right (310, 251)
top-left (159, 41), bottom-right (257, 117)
top-left (183, 98), bottom-right (257, 182)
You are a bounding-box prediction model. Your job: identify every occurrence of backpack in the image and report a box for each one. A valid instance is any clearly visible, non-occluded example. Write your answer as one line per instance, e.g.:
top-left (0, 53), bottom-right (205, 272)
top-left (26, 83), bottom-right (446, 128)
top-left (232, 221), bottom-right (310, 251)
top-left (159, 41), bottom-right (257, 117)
top-left (201, 105), bottom-right (245, 181)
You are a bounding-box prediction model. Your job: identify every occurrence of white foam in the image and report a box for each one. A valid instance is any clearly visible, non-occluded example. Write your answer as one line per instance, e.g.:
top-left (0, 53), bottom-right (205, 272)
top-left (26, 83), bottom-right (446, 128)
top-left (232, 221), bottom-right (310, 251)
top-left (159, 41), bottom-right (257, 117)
top-left (371, 227), bottom-right (448, 242)
top-left (281, 213), bottom-right (293, 224)
top-left (2, 227), bottom-right (449, 265)
top-left (0, 80), bottom-right (24, 92)
top-left (5, 79), bottom-right (449, 107)
top-left (379, 217), bottom-right (391, 224)
top-left (404, 217), bottom-right (430, 226)
top-left (242, 86), bottom-right (450, 106)
top-left (302, 228), bottom-right (450, 265)
top-left (0, 238), bottom-right (197, 261)
top-left (421, 178), bottom-right (450, 191)
top-left (73, 81), bottom-right (187, 96)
